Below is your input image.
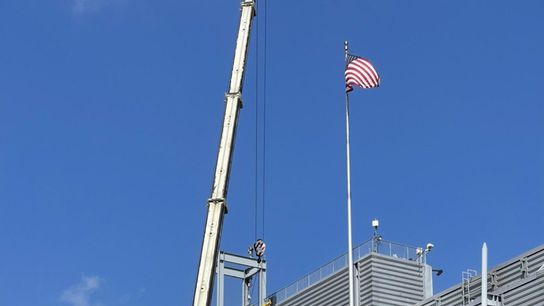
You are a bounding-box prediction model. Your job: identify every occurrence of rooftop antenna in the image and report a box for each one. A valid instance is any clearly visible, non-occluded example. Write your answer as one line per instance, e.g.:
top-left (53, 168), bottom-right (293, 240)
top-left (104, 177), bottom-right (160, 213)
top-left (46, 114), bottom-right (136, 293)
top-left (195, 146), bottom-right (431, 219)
top-left (482, 242), bottom-right (488, 306)
top-left (371, 219), bottom-right (382, 253)
top-left (480, 243), bottom-right (501, 306)
top-left (372, 219), bottom-right (379, 235)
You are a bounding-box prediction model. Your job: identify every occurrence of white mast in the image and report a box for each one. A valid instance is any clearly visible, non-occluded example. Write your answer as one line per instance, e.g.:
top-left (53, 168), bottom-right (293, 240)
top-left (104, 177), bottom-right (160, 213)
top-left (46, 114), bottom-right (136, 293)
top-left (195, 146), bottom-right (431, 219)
top-left (344, 40), bottom-right (356, 306)
top-left (482, 242), bottom-right (488, 306)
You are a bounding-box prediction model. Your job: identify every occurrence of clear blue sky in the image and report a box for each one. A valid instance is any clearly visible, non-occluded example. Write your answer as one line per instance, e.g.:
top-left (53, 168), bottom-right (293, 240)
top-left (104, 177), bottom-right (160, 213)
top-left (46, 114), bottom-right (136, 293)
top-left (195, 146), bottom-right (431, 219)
top-left (1, 1), bottom-right (543, 305)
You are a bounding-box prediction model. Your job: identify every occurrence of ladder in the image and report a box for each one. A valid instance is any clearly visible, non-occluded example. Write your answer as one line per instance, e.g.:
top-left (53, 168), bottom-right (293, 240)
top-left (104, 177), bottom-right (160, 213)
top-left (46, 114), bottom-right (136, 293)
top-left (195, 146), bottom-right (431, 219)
top-left (461, 269), bottom-right (477, 305)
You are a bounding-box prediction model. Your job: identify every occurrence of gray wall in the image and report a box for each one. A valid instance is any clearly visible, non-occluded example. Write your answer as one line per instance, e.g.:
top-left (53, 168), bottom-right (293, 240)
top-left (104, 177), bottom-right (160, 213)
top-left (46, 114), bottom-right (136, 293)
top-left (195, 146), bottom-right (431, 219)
top-left (359, 254), bottom-right (428, 305)
top-left (276, 253), bottom-right (430, 306)
top-left (414, 245), bottom-right (544, 306)
top-left (273, 245), bottom-right (544, 306)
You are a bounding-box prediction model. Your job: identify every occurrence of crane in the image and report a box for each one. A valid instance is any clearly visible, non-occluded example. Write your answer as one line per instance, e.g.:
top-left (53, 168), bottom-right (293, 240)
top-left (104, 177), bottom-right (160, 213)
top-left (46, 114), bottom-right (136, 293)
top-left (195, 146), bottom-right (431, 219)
top-left (192, 1), bottom-right (257, 305)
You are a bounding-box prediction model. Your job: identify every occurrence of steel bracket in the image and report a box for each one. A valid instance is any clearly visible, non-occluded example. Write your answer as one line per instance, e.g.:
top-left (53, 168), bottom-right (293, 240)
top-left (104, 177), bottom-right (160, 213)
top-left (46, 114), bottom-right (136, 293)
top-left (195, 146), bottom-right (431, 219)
top-left (207, 197), bottom-right (228, 214)
top-left (225, 92), bottom-right (243, 108)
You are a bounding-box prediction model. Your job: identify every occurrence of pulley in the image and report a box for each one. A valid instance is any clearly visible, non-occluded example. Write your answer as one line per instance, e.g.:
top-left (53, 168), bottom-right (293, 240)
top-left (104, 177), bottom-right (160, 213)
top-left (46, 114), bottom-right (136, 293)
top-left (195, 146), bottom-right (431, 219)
top-left (254, 239), bottom-right (266, 259)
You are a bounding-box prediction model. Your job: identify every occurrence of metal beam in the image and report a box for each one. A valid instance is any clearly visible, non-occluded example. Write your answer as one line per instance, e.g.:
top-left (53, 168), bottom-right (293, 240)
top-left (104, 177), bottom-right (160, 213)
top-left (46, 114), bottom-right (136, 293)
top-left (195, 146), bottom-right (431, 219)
top-left (245, 267), bottom-right (261, 278)
top-left (224, 267), bottom-right (246, 279)
top-left (221, 252), bottom-right (266, 269)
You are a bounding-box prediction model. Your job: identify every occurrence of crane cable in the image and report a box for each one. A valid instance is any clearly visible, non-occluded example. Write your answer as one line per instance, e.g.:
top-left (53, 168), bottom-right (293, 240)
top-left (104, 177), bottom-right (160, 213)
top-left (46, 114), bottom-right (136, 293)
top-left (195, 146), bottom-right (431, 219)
top-left (250, 0), bottom-right (267, 300)
top-left (262, 0), bottom-right (267, 241)
top-left (253, 0), bottom-right (259, 243)
top-left (253, 0), bottom-right (268, 243)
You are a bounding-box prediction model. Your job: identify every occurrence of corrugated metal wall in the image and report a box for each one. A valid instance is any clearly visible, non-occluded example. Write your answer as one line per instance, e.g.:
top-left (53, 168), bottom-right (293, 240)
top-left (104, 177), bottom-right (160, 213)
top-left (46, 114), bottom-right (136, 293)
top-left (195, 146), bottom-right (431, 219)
top-left (414, 245), bottom-right (544, 306)
top-left (275, 266), bottom-right (350, 306)
top-left (275, 245), bottom-right (544, 306)
top-left (277, 253), bottom-right (428, 306)
top-left (274, 245), bottom-right (544, 306)
top-left (502, 275), bottom-right (544, 306)
top-left (359, 254), bottom-right (426, 305)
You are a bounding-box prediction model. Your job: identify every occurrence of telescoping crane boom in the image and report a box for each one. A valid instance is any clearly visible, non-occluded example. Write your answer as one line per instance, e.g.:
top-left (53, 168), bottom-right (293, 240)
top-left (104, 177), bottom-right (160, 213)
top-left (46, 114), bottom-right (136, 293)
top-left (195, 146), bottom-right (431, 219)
top-left (192, 1), bottom-right (256, 306)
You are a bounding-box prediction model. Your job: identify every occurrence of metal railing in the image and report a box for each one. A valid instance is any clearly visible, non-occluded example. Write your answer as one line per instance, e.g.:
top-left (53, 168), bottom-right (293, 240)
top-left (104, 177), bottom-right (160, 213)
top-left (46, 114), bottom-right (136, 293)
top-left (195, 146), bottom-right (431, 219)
top-left (268, 239), bottom-right (421, 304)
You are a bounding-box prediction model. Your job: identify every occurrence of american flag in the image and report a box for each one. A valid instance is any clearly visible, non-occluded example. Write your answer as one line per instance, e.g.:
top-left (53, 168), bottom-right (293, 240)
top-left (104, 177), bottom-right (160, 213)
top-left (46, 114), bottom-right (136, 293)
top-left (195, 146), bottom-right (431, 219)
top-left (345, 54), bottom-right (380, 92)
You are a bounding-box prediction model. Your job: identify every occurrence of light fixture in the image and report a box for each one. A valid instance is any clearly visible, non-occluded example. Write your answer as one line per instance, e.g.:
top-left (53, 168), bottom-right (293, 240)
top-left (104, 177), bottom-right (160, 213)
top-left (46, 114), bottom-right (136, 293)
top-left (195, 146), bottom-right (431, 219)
top-left (372, 219), bottom-right (379, 230)
top-left (426, 243), bottom-right (434, 252)
top-left (432, 269), bottom-right (444, 276)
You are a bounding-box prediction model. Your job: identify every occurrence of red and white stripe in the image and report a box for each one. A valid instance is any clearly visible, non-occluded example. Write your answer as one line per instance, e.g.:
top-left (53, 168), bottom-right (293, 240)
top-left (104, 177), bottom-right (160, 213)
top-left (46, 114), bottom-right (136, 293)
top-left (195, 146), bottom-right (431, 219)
top-left (345, 56), bottom-right (380, 92)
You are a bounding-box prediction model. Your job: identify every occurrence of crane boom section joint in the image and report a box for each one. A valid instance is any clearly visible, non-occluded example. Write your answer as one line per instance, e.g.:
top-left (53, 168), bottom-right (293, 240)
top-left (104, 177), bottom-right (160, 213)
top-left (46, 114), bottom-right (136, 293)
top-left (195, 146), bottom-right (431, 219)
top-left (225, 92), bottom-right (243, 108)
top-left (207, 198), bottom-right (228, 214)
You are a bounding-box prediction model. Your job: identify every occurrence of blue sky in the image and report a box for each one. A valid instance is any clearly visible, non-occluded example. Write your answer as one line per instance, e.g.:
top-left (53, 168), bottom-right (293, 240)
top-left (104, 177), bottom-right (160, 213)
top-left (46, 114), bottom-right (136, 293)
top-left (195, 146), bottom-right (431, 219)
top-left (1, 0), bottom-right (543, 305)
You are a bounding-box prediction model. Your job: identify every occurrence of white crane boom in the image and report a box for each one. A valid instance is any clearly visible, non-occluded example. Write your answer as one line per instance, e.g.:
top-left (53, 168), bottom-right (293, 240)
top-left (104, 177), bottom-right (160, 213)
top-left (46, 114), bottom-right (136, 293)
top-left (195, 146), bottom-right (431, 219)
top-left (192, 1), bottom-right (256, 305)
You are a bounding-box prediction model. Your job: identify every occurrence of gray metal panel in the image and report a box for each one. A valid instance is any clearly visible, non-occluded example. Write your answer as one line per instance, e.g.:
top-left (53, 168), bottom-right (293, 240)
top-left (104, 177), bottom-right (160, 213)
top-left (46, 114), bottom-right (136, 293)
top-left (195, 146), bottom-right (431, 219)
top-left (502, 274), bottom-right (544, 306)
top-left (414, 245), bottom-right (544, 306)
top-left (279, 267), bottom-right (350, 306)
top-left (361, 254), bottom-right (426, 306)
top-left (278, 253), bottom-right (428, 306)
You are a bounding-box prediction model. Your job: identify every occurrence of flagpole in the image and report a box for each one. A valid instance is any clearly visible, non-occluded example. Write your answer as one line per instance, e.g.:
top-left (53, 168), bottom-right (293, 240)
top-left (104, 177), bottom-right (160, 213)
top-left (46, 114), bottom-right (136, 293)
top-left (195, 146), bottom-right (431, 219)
top-left (344, 40), bottom-right (355, 306)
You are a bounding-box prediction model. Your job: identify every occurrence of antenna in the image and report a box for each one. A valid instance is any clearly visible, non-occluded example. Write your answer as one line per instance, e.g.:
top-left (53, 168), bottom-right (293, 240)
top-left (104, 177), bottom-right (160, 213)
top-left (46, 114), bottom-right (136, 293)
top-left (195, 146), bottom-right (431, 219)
top-left (482, 242), bottom-right (488, 306)
top-left (371, 219), bottom-right (382, 253)
top-left (372, 218), bottom-right (379, 232)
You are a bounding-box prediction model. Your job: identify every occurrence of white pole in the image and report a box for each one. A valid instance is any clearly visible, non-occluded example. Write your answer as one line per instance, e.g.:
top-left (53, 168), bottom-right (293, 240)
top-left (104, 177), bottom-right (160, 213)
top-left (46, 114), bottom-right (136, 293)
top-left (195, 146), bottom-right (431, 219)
top-left (482, 242), bottom-right (488, 306)
top-left (344, 41), bottom-right (355, 306)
